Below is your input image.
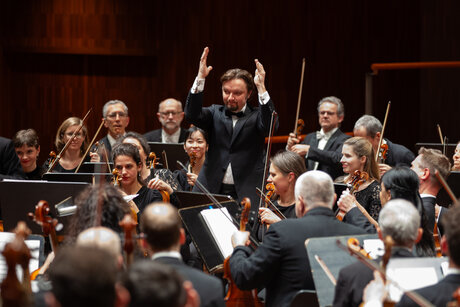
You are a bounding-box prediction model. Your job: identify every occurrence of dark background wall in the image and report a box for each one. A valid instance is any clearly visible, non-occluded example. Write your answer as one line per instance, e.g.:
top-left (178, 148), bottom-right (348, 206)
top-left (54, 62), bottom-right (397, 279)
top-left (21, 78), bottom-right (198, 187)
top-left (1, 0), bottom-right (459, 165)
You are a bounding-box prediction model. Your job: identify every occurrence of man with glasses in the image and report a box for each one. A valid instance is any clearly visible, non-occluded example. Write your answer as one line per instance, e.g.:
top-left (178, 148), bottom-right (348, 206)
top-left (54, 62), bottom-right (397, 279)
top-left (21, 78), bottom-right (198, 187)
top-left (99, 100), bottom-right (130, 159)
top-left (144, 98), bottom-right (187, 143)
top-left (287, 96), bottom-right (349, 180)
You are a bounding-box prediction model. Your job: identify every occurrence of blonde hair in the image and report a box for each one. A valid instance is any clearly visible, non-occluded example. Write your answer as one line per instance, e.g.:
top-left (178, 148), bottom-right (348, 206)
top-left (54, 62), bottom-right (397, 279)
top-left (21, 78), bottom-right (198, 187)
top-left (344, 137), bottom-right (380, 181)
top-left (55, 117), bottom-right (89, 154)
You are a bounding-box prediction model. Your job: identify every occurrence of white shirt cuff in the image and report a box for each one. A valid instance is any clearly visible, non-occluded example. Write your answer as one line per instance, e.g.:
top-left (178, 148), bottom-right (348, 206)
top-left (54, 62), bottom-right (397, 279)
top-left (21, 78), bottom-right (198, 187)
top-left (258, 91), bottom-right (270, 105)
top-left (191, 77), bottom-right (205, 94)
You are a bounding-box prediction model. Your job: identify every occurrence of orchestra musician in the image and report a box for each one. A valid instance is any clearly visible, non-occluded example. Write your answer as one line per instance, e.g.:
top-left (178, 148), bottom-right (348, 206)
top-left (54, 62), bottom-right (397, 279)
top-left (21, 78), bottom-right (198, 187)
top-left (229, 170), bottom-right (365, 307)
top-left (112, 143), bottom-right (178, 215)
top-left (98, 100), bottom-right (130, 159)
top-left (410, 147), bottom-right (450, 237)
top-left (286, 96), bottom-right (350, 180)
top-left (0, 136), bottom-right (25, 179)
top-left (175, 126), bottom-right (208, 191)
top-left (254, 150), bottom-right (307, 240)
top-left (452, 141), bottom-right (460, 171)
top-left (184, 46), bottom-right (278, 211)
top-left (140, 202), bottom-right (225, 307)
top-left (13, 129), bottom-right (44, 180)
top-left (337, 137), bottom-right (382, 225)
top-left (333, 199), bottom-right (423, 307)
top-left (353, 115), bottom-right (415, 176)
top-left (144, 98), bottom-right (187, 143)
top-left (45, 117), bottom-right (99, 172)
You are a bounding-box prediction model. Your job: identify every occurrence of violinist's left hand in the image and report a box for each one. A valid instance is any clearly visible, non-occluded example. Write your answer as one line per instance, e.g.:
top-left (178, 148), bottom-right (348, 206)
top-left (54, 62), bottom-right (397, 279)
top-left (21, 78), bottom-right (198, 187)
top-left (148, 177), bottom-right (173, 194)
top-left (231, 230), bottom-right (250, 248)
top-left (337, 189), bottom-right (357, 213)
top-left (89, 152), bottom-right (100, 162)
top-left (378, 164), bottom-right (391, 177)
top-left (291, 144), bottom-right (310, 156)
top-left (254, 59), bottom-right (266, 93)
top-left (259, 207), bottom-right (281, 225)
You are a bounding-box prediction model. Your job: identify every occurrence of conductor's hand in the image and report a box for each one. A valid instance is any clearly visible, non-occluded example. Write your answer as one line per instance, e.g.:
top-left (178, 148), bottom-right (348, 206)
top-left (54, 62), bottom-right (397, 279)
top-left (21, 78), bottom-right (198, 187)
top-left (231, 230), bottom-right (250, 248)
top-left (286, 133), bottom-right (300, 151)
top-left (259, 207), bottom-right (281, 225)
top-left (197, 47), bottom-right (213, 79)
top-left (254, 59), bottom-right (266, 93)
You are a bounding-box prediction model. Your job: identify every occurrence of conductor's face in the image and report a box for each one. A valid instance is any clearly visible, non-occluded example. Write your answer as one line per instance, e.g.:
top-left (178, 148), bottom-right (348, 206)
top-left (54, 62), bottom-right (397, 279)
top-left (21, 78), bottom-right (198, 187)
top-left (222, 79), bottom-right (251, 112)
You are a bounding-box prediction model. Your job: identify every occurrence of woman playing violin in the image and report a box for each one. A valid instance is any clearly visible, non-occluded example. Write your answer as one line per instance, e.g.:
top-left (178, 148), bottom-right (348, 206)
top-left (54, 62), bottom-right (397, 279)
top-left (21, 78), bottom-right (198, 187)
top-left (259, 150), bottom-right (306, 224)
top-left (337, 137), bottom-right (382, 224)
top-left (45, 117), bottom-right (99, 172)
top-left (112, 143), bottom-right (176, 215)
top-left (175, 126), bottom-right (208, 191)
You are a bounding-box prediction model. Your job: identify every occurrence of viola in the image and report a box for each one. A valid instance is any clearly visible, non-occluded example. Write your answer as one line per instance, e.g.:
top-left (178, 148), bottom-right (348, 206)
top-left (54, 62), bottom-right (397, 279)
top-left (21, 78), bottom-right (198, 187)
top-left (112, 168), bottom-right (122, 187)
top-left (223, 198), bottom-right (264, 307)
top-left (296, 118), bottom-right (305, 137)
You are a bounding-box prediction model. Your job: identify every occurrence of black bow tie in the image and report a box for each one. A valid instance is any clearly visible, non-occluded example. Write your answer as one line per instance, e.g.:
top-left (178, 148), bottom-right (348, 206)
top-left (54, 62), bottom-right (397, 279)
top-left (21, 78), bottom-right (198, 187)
top-left (225, 109), bottom-right (245, 118)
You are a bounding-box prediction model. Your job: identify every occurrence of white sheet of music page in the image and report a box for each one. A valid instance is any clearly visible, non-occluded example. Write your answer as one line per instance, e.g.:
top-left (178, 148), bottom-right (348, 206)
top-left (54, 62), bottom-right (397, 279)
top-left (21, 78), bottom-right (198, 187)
top-left (200, 208), bottom-right (238, 258)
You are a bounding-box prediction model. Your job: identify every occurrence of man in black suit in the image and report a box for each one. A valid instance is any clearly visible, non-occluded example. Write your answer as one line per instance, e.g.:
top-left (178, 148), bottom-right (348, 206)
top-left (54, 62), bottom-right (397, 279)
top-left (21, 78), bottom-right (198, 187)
top-left (411, 147), bottom-right (450, 235)
top-left (229, 170), bottom-right (366, 307)
top-left (353, 115), bottom-right (415, 177)
top-left (144, 98), bottom-right (188, 143)
top-left (0, 136), bottom-right (25, 179)
top-left (333, 199), bottom-right (423, 307)
top-left (396, 202), bottom-right (460, 306)
top-left (185, 47), bottom-right (277, 210)
top-left (287, 96), bottom-right (349, 180)
top-left (98, 100), bottom-right (130, 160)
top-left (140, 202), bottom-right (225, 307)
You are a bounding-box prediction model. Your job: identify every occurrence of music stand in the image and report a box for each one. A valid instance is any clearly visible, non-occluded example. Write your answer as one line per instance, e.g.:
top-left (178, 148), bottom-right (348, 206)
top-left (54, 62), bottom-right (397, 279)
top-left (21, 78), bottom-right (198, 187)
top-left (179, 199), bottom-right (240, 273)
top-left (0, 180), bottom-right (89, 234)
top-left (415, 142), bottom-right (457, 161)
top-left (148, 142), bottom-right (189, 170)
top-left (43, 172), bottom-right (112, 184)
top-left (174, 191), bottom-right (233, 209)
top-left (78, 162), bottom-right (114, 173)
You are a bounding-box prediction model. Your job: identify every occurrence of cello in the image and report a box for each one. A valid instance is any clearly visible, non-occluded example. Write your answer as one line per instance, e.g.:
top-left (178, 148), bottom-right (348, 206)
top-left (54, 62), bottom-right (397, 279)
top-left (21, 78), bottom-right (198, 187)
top-left (223, 198), bottom-right (264, 307)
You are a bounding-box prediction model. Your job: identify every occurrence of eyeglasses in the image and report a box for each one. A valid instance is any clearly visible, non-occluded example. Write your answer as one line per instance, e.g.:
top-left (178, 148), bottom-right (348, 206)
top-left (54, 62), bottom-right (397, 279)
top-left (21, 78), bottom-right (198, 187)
top-left (159, 111), bottom-right (181, 117)
top-left (106, 112), bottom-right (128, 119)
top-left (319, 111), bottom-right (336, 116)
top-left (65, 132), bottom-right (84, 138)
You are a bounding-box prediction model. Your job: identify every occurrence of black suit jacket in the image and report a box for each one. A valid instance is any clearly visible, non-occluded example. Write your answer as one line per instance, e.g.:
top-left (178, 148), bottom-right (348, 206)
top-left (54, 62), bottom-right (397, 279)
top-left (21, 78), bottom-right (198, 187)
top-left (185, 91), bottom-right (277, 211)
top-left (97, 135), bottom-right (113, 161)
top-left (229, 206), bottom-right (366, 307)
top-left (333, 248), bottom-right (414, 307)
top-left (385, 139), bottom-right (415, 167)
top-left (302, 129), bottom-right (350, 180)
top-left (397, 274), bottom-right (460, 307)
top-left (0, 137), bottom-right (25, 179)
top-left (421, 196), bottom-right (436, 235)
top-left (144, 128), bottom-right (188, 143)
top-left (154, 256), bottom-right (225, 307)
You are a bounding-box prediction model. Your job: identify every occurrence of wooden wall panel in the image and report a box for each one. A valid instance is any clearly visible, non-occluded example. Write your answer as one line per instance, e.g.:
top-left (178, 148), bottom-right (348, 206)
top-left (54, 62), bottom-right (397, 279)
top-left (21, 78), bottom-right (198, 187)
top-left (1, 0), bottom-right (459, 166)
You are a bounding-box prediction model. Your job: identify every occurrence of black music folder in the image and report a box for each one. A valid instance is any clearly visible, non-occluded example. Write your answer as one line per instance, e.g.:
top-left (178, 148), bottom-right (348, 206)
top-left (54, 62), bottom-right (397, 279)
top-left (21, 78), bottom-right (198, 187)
top-left (148, 142), bottom-right (189, 170)
top-left (437, 171), bottom-right (460, 207)
top-left (179, 198), bottom-right (240, 273)
top-left (0, 180), bottom-right (89, 234)
top-left (43, 172), bottom-right (112, 184)
top-left (78, 162), bottom-right (114, 173)
top-left (415, 142), bottom-right (456, 160)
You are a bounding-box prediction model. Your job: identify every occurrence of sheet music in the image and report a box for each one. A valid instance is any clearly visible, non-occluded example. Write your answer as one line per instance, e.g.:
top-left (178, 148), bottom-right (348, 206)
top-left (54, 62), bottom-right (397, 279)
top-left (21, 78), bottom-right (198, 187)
top-left (200, 208), bottom-right (238, 258)
top-left (386, 266), bottom-right (438, 302)
top-left (0, 232), bottom-right (40, 283)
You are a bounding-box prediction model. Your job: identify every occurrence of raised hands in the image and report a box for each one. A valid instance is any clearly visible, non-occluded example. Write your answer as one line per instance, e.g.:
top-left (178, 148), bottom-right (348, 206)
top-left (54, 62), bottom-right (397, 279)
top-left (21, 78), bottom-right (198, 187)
top-left (254, 59), bottom-right (267, 93)
top-left (197, 47), bottom-right (213, 79)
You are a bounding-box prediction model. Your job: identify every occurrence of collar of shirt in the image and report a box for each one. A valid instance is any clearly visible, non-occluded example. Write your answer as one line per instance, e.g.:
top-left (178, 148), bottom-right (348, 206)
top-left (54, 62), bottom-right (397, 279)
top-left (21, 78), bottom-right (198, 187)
top-left (446, 267), bottom-right (460, 276)
top-left (151, 251), bottom-right (182, 261)
top-left (420, 193), bottom-right (436, 198)
top-left (162, 128), bottom-right (181, 143)
top-left (317, 127), bottom-right (338, 141)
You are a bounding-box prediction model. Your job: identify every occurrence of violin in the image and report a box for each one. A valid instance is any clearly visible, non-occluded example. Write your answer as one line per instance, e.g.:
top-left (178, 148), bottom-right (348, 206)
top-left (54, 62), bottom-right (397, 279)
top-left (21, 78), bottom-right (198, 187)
top-left (261, 183), bottom-right (286, 220)
top-left (377, 143), bottom-right (389, 164)
top-left (189, 151), bottom-right (197, 172)
top-left (148, 152), bottom-right (170, 202)
top-left (47, 151), bottom-right (57, 167)
top-left (296, 118), bottom-right (305, 137)
top-left (1, 222), bottom-right (33, 307)
top-left (223, 198), bottom-right (264, 307)
top-left (29, 200), bottom-right (60, 280)
top-left (119, 213), bottom-right (137, 267)
top-left (336, 170), bottom-right (369, 221)
top-left (112, 168), bottom-right (122, 187)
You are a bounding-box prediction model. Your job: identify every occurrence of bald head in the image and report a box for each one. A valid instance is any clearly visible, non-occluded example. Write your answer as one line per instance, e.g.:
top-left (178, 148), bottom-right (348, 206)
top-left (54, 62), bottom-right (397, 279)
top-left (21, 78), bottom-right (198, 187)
top-left (157, 98), bottom-right (184, 134)
top-left (141, 203), bottom-right (182, 252)
top-left (76, 226), bottom-right (122, 260)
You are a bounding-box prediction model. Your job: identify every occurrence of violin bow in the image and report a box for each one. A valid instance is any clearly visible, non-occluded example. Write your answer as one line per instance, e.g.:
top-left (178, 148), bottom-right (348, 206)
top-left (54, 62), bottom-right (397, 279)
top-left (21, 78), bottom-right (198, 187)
top-left (293, 58), bottom-right (306, 135)
top-left (47, 109), bottom-right (92, 173)
top-left (435, 170), bottom-right (457, 202)
top-left (258, 111), bottom-right (277, 211)
top-left (176, 160), bottom-right (260, 247)
top-left (75, 118), bottom-right (105, 173)
top-left (437, 124), bottom-right (448, 155)
top-left (375, 101), bottom-right (391, 162)
top-left (336, 239), bottom-right (435, 307)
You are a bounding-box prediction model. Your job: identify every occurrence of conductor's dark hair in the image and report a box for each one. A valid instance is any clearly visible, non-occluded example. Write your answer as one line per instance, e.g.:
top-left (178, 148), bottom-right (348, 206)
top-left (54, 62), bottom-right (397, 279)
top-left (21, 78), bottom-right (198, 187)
top-left (220, 68), bottom-right (255, 97)
top-left (121, 260), bottom-right (187, 307)
top-left (48, 246), bottom-right (118, 307)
